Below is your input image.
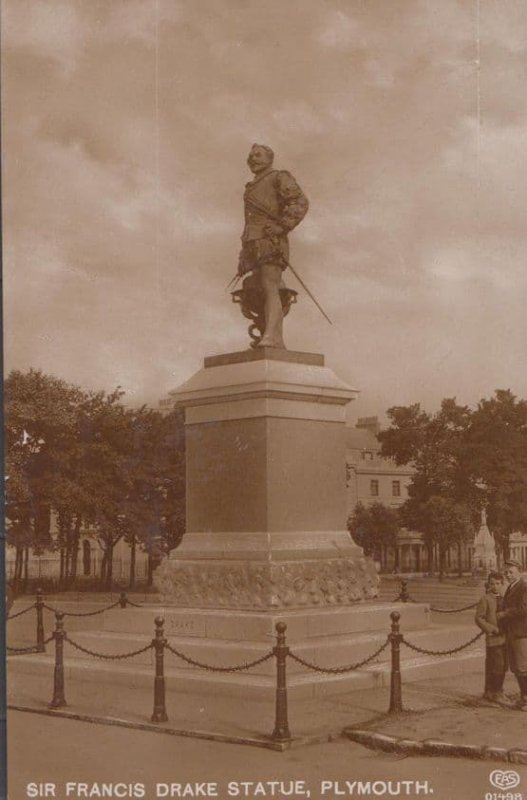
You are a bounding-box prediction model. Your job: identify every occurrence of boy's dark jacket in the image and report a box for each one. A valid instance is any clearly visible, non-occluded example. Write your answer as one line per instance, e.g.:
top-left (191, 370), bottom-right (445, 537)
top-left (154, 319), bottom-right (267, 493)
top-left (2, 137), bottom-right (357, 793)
top-left (475, 591), bottom-right (506, 646)
top-left (501, 578), bottom-right (527, 638)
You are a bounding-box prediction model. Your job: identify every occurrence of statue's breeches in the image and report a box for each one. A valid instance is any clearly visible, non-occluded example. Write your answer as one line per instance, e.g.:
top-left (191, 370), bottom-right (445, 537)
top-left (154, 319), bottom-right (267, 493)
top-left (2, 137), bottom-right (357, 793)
top-left (239, 236), bottom-right (289, 274)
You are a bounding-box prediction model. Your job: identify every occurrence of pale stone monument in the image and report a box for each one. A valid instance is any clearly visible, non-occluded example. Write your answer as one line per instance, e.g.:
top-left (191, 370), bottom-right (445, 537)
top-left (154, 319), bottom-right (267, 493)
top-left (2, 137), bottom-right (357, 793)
top-left (472, 508), bottom-right (497, 574)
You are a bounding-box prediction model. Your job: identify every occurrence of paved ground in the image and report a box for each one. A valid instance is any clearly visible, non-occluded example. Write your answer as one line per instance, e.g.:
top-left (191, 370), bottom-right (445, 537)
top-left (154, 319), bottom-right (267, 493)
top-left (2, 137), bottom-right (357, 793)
top-left (6, 580), bottom-right (527, 800)
top-left (7, 710), bottom-right (527, 800)
top-left (6, 655), bottom-right (527, 748)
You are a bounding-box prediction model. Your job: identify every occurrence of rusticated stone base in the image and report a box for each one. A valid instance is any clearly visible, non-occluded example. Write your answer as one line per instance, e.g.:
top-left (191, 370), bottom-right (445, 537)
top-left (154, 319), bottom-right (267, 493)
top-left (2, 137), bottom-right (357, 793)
top-left (154, 530), bottom-right (379, 610)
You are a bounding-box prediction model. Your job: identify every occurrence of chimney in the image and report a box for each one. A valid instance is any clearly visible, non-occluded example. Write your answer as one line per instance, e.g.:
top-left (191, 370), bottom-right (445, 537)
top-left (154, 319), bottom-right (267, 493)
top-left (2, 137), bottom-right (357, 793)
top-left (356, 416), bottom-right (381, 436)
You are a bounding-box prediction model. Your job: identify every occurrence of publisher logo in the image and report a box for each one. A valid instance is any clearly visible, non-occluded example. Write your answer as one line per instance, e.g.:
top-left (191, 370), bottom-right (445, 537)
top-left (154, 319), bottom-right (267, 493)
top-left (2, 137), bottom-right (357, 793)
top-left (489, 770), bottom-right (521, 790)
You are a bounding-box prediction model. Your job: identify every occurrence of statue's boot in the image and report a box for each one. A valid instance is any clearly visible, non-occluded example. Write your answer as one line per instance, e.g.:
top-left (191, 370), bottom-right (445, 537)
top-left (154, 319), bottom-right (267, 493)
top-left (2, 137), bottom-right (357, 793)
top-left (259, 298), bottom-right (285, 347)
top-left (259, 262), bottom-right (285, 348)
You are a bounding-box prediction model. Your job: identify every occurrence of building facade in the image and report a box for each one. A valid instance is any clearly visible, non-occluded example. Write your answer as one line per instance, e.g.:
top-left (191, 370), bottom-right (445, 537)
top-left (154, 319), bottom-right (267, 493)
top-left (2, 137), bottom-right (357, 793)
top-left (7, 414), bottom-right (526, 582)
top-left (5, 532), bottom-right (150, 585)
top-left (345, 416), bottom-right (527, 574)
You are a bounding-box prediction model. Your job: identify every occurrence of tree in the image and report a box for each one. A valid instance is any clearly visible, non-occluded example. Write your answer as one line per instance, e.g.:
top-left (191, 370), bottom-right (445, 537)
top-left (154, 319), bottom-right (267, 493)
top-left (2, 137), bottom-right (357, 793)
top-left (119, 407), bottom-right (185, 588)
top-left (347, 502), bottom-right (400, 563)
top-left (378, 398), bottom-right (476, 575)
top-left (5, 369), bottom-right (85, 588)
top-left (463, 390), bottom-right (527, 560)
top-left (400, 496), bottom-right (473, 578)
top-left (5, 369), bottom-right (187, 590)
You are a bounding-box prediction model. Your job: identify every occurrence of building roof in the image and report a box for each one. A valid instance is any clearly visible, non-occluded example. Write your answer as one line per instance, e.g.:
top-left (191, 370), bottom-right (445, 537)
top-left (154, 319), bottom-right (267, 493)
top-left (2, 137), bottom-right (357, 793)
top-left (345, 426), bottom-right (380, 451)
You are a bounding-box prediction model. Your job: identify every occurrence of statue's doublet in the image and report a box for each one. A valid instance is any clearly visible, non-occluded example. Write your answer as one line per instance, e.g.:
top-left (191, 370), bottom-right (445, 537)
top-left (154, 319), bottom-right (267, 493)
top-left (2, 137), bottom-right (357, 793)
top-left (242, 168), bottom-right (309, 243)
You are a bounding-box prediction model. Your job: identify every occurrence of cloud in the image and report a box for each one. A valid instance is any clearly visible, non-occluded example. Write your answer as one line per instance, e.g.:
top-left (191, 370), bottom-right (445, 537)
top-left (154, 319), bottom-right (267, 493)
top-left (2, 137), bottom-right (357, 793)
top-left (317, 10), bottom-right (361, 49)
top-left (3, 0), bottom-right (527, 414)
top-left (4, 0), bottom-right (86, 72)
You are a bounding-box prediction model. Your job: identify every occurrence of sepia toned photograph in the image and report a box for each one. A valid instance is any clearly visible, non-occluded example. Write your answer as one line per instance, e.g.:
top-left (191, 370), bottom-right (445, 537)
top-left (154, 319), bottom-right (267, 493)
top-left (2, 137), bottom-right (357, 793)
top-left (3, 1), bottom-right (527, 798)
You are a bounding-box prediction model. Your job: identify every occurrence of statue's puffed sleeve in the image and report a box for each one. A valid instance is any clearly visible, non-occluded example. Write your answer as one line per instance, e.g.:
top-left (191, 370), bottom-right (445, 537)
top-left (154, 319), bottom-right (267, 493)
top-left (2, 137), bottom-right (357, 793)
top-left (276, 171), bottom-right (309, 232)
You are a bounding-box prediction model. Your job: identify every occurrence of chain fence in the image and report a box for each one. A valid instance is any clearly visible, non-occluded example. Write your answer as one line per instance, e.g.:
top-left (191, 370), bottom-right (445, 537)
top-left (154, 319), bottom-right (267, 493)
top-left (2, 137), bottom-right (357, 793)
top-left (43, 600), bottom-right (122, 617)
top-left (7, 635), bottom-right (54, 655)
top-left (123, 597), bottom-right (145, 609)
top-left (288, 638), bottom-right (390, 675)
top-left (393, 580), bottom-right (479, 613)
top-left (429, 601), bottom-right (479, 613)
top-left (7, 604), bottom-right (36, 621)
top-left (401, 629), bottom-right (484, 657)
top-left (6, 589), bottom-right (146, 655)
top-left (165, 642), bottom-right (275, 673)
top-left (64, 634), bottom-right (154, 661)
top-left (8, 598), bottom-right (491, 742)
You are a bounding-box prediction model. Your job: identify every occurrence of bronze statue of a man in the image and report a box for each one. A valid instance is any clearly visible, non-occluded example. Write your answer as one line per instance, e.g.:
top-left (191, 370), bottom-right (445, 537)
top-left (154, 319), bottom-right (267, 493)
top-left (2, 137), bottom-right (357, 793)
top-left (238, 144), bottom-right (308, 348)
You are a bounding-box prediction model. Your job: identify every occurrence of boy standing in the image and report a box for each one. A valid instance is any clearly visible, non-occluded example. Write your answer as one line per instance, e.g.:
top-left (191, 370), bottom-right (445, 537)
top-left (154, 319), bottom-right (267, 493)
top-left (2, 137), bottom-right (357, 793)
top-left (475, 572), bottom-right (508, 701)
top-left (497, 559), bottom-right (527, 711)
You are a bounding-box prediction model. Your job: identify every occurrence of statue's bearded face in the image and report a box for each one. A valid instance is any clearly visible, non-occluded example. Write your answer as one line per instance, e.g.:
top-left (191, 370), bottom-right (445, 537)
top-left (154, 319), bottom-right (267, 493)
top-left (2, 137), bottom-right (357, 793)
top-left (247, 145), bottom-right (273, 174)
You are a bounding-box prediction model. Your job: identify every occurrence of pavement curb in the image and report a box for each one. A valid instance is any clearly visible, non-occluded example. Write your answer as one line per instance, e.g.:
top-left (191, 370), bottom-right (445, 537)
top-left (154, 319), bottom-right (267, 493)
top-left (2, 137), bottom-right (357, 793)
top-left (343, 728), bottom-right (527, 764)
top-left (8, 704), bottom-right (334, 752)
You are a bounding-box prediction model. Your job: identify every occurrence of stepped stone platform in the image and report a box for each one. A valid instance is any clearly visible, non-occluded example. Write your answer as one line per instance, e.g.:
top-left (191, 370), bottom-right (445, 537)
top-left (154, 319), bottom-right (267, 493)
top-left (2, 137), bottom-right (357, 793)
top-left (7, 601), bottom-right (485, 700)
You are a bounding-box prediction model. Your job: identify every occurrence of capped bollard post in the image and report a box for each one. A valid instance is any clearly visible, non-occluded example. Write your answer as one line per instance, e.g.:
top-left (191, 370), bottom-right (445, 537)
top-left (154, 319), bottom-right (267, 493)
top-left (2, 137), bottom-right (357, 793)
top-left (151, 616), bottom-right (168, 723)
top-left (36, 588), bottom-right (45, 652)
top-left (271, 622), bottom-right (291, 742)
top-left (119, 591), bottom-right (128, 609)
top-left (389, 611), bottom-right (403, 713)
top-left (49, 611), bottom-right (67, 708)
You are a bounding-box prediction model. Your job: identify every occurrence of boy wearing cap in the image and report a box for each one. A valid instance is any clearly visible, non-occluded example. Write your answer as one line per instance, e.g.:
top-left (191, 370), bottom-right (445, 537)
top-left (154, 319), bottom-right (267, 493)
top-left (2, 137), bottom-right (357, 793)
top-left (497, 558), bottom-right (527, 711)
top-left (475, 571), bottom-right (507, 702)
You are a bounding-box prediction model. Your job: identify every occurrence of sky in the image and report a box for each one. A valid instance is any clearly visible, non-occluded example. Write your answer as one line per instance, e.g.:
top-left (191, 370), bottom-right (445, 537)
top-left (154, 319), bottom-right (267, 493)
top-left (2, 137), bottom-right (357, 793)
top-left (3, 0), bottom-right (527, 425)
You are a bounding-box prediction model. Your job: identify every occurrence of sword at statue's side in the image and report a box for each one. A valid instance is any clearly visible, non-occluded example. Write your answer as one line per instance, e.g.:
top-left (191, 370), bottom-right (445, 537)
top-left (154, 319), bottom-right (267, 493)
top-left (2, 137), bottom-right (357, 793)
top-left (225, 273), bottom-right (241, 291)
top-left (283, 259), bottom-right (333, 326)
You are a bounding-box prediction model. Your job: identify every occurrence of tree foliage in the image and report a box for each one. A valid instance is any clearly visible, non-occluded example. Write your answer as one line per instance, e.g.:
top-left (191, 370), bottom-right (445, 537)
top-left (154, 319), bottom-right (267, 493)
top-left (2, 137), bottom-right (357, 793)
top-left (378, 390), bottom-right (527, 565)
top-left (347, 502), bottom-right (400, 561)
top-left (5, 369), bottom-right (185, 589)
top-left (463, 390), bottom-right (527, 557)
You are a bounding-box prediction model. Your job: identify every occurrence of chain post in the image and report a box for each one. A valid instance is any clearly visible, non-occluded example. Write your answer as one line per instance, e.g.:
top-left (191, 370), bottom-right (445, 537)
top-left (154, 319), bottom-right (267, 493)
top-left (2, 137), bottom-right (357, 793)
top-left (36, 588), bottom-right (45, 652)
top-left (271, 622), bottom-right (291, 742)
top-left (151, 616), bottom-right (168, 723)
top-left (399, 580), bottom-right (409, 603)
top-left (49, 612), bottom-right (67, 708)
top-left (119, 592), bottom-right (128, 609)
top-left (389, 611), bottom-right (403, 713)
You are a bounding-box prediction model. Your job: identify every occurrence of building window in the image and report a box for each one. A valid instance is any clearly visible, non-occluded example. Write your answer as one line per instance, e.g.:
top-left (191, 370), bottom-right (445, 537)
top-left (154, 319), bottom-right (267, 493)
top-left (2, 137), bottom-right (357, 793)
top-left (392, 480), bottom-right (401, 497)
top-left (370, 479), bottom-right (379, 496)
top-left (361, 451), bottom-right (374, 461)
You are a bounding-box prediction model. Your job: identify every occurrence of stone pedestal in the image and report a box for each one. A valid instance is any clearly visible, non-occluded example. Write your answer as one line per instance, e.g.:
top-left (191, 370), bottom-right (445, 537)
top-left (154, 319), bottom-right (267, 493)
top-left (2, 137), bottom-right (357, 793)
top-left (153, 348), bottom-right (385, 696)
top-left (155, 348), bottom-right (379, 609)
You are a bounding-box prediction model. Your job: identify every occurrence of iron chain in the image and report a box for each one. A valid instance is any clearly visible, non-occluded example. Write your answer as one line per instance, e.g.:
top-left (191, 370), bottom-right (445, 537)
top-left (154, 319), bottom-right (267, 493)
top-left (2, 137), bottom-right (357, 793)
top-left (124, 598), bottom-right (144, 608)
top-left (6, 635), bottom-right (53, 655)
top-left (392, 594), bottom-right (478, 613)
top-left (165, 642), bottom-right (275, 673)
top-left (7, 645), bottom-right (41, 655)
top-left (429, 601), bottom-right (478, 613)
top-left (44, 600), bottom-right (121, 617)
top-left (288, 637), bottom-right (390, 675)
top-left (7, 604), bottom-right (36, 621)
top-left (64, 633), bottom-right (153, 660)
top-left (392, 579), bottom-right (478, 614)
top-left (401, 629), bottom-right (484, 657)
